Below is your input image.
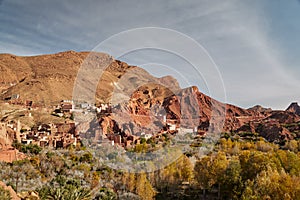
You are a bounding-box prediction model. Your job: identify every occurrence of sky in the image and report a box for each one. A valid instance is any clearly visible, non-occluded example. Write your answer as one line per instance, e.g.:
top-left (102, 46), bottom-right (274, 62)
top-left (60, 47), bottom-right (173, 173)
top-left (0, 0), bottom-right (300, 109)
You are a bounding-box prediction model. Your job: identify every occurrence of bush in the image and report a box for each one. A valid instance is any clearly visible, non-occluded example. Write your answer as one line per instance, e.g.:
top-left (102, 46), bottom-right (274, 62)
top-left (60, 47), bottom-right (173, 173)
top-left (94, 188), bottom-right (117, 200)
top-left (12, 141), bottom-right (42, 155)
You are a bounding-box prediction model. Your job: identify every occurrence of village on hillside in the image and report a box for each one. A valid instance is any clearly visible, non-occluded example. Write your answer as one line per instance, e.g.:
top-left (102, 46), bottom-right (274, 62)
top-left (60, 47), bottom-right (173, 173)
top-left (0, 93), bottom-right (203, 163)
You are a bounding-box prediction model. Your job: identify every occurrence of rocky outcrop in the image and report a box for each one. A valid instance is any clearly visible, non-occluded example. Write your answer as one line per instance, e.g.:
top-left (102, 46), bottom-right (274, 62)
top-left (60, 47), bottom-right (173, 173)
top-left (255, 121), bottom-right (293, 142)
top-left (18, 191), bottom-right (40, 200)
top-left (267, 110), bottom-right (300, 124)
top-left (162, 86), bottom-right (266, 133)
top-left (96, 80), bottom-right (300, 144)
top-left (248, 105), bottom-right (272, 114)
top-left (286, 102), bottom-right (300, 116)
top-left (0, 123), bottom-right (16, 151)
top-left (2, 51), bottom-right (300, 144)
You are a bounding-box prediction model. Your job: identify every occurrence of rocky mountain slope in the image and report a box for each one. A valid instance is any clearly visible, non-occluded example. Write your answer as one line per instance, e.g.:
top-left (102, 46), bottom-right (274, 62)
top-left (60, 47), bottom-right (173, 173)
top-left (1, 51), bottom-right (300, 144)
top-left (0, 51), bottom-right (179, 105)
top-left (286, 102), bottom-right (300, 115)
top-left (127, 84), bottom-right (300, 142)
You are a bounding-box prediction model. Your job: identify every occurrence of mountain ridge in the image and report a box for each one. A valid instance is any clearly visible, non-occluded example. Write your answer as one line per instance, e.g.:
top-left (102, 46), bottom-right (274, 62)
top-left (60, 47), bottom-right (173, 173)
top-left (0, 51), bottom-right (299, 144)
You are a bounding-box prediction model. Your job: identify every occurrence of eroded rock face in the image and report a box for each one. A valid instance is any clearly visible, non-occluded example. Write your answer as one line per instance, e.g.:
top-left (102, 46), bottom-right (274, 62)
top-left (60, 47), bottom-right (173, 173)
top-left (2, 51), bottom-right (300, 144)
top-left (256, 122), bottom-right (293, 142)
top-left (99, 116), bottom-right (121, 135)
top-left (101, 83), bottom-right (178, 136)
top-left (0, 124), bottom-right (15, 150)
top-left (286, 102), bottom-right (300, 116)
top-left (162, 86), bottom-right (265, 133)
top-left (268, 111), bottom-right (300, 124)
top-left (82, 61), bottom-right (300, 143)
top-left (96, 80), bottom-right (300, 144)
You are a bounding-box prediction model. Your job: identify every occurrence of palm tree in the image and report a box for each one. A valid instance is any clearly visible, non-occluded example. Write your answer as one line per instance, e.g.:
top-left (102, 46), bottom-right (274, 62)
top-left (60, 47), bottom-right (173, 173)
top-left (0, 186), bottom-right (12, 200)
top-left (66, 187), bottom-right (91, 200)
top-left (46, 186), bottom-right (91, 200)
top-left (47, 187), bottom-right (67, 200)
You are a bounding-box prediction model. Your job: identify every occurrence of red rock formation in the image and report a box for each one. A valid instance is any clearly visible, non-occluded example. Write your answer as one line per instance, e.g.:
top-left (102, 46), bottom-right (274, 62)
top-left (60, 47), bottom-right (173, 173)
top-left (1, 51), bottom-right (299, 144)
top-left (286, 102), bottom-right (300, 116)
top-left (256, 121), bottom-right (293, 142)
top-left (96, 82), bottom-right (300, 144)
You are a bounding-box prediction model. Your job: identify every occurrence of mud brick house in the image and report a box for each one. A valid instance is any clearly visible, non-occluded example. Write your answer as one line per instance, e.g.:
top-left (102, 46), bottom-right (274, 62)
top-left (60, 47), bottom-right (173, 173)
top-left (53, 122), bottom-right (76, 135)
top-left (61, 100), bottom-right (74, 113)
top-left (0, 148), bottom-right (26, 163)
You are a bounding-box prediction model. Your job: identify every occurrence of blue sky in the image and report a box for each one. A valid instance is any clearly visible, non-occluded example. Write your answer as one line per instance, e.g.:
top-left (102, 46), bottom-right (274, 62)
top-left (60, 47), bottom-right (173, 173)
top-left (1, 0), bottom-right (300, 109)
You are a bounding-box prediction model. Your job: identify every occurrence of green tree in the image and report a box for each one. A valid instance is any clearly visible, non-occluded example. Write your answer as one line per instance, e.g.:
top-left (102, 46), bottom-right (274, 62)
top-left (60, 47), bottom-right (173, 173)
top-left (194, 156), bottom-right (215, 199)
top-left (39, 176), bottom-right (91, 200)
top-left (239, 150), bottom-right (274, 181)
top-left (241, 166), bottom-right (300, 200)
top-left (210, 152), bottom-right (229, 199)
top-left (126, 173), bottom-right (136, 192)
top-left (285, 140), bottom-right (298, 153)
top-left (180, 155), bottom-right (194, 182)
top-left (276, 150), bottom-right (300, 176)
top-left (80, 152), bottom-right (93, 163)
top-left (222, 156), bottom-right (242, 199)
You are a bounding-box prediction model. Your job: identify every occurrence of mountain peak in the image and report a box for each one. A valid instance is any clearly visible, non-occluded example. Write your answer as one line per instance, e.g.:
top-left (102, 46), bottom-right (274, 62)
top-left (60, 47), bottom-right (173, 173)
top-left (247, 105), bottom-right (272, 113)
top-left (286, 102), bottom-right (300, 115)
